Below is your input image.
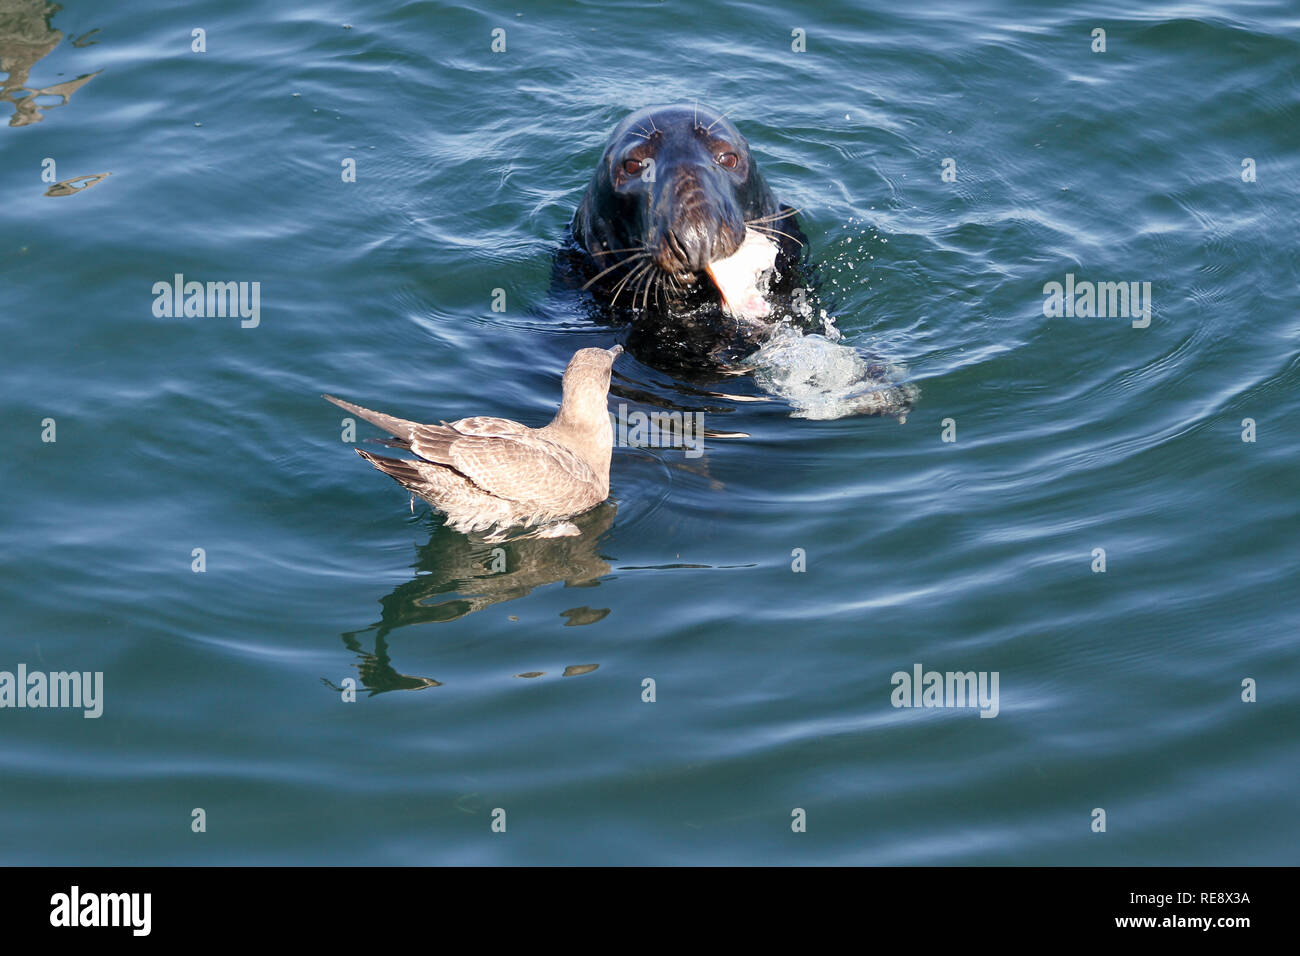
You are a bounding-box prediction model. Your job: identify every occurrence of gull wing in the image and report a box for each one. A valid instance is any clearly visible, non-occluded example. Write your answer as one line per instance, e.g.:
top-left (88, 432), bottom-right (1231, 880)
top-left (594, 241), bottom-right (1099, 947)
top-left (408, 426), bottom-right (601, 511)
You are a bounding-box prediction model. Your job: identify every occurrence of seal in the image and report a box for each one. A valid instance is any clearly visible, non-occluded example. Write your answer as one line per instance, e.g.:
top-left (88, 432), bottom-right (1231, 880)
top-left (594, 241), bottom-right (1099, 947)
top-left (562, 103), bottom-right (809, 368)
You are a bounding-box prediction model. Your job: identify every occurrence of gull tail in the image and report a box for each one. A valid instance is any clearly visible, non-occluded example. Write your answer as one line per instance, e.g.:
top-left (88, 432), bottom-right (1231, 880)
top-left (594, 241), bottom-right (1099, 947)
top-left (323, 394), bottom-right (419, 443)
top-left (355, 448), bottom-right (431, 495)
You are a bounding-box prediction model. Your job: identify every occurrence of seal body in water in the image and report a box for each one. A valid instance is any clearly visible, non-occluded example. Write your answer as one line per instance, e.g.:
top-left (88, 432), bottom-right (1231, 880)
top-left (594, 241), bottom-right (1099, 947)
top-left (559, 103), bottom-right (811, 370)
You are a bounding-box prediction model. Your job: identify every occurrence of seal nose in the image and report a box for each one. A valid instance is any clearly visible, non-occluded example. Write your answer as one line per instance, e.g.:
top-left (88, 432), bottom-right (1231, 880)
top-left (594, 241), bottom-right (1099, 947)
top-left (661, 217), bottom-right (745, 274)
top-left (657, 224), bottom-right (707, 274)
top-left (654, 165), bottom-right (745, 274)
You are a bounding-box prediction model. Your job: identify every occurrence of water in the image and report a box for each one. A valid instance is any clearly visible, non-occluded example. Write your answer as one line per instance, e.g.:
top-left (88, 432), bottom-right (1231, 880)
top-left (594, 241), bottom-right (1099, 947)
top-left (2, 0), bottom-right (1297, 865)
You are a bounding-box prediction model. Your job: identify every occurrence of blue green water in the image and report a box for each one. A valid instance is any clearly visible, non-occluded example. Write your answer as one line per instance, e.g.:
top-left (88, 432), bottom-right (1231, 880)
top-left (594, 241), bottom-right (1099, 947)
top-left (2, 0), bottom-right (1297, 864)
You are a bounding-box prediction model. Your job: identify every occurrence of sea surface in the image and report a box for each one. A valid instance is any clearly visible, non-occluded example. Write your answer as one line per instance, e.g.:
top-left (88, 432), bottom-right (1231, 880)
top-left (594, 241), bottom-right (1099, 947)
top-left (1, 0), bottom-right (1297, 864)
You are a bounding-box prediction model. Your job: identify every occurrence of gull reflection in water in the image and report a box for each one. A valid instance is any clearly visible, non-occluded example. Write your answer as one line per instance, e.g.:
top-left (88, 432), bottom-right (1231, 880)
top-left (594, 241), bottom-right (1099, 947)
top-left (0, 1), bottom-right (101, 128)
top-left (44, 170), bottom-right (110, 196)
top-left (326, 502), bottom-right (617, 696)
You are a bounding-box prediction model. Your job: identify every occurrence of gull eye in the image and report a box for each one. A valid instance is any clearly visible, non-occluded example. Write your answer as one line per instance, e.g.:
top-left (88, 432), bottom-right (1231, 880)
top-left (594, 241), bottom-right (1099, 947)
top-left (622, 158), bottom-right (644, 176)
top-left (716, 152), bottom-right (739, 170)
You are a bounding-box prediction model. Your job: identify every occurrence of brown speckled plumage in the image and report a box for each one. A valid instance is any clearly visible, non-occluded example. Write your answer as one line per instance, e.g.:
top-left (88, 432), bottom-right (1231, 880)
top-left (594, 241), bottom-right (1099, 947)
top-left (325, 346), bottom-right (622, 538)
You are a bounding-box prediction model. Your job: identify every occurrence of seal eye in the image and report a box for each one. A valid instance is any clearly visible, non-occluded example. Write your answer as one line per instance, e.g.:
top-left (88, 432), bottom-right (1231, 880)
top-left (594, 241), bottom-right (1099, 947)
top-left (622, 158), bottom-right (644, 176)
top-left (716, 152), bottom-right (739, 170)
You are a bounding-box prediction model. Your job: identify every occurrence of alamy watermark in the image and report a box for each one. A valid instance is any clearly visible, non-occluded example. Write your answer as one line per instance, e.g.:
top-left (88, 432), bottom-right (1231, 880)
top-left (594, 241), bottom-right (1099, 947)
top-left (0, 664), bottom-right (103, 717)
top-left (1042, 273), bottom-right (1151, 328)
top-left (50, 886), bottom-right (150, 936)
top-left (611, 403), bottom-right (704, 458)
top-left (152, 274), bottom-right (260, 328)
top-left (891, 663), bottom-right (999, 718)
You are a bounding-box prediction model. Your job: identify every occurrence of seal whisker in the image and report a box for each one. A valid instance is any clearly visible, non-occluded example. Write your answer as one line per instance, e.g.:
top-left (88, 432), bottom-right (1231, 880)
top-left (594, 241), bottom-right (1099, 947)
top-left (640, 266), bottom-right (655, 313)
top-left (588, 245), bottom-right (652, 257)
top-left (610, 261), bottom-right (653, 310)
top-left (656, 270), bottom-right (673, 308)
top-left (629, 262), bottom-right (656, 314)
top-left (608, 259), bottom-right (650, 304)
top-left (704, 107), bottom-right (734, 132)
top-left (748, 223), bottom-right (805, 247)
top-left (650, 270), bottom-right (667, 310)
top-left (581, 251), bottom-right (650, 290)
top-left (745, 207), bottom-right (804, 225)
top-left (621, 271), bottom-right (648, 313)
top-left (642, 268), bottom-right (659, 309)
top-left (629, 267), bottom-right (649, 312)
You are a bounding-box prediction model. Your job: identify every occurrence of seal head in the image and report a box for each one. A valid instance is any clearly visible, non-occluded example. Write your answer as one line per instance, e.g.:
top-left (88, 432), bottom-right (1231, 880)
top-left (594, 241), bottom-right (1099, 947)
top-left (573, 104), bottom-right (785, 278)
top-left (566, 105), bottom-right (807, 369)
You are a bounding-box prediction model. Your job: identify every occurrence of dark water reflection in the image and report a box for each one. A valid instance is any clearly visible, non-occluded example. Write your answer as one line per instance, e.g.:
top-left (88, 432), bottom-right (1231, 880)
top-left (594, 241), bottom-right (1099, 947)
top-left (331, 503), bottom-right (618, 694)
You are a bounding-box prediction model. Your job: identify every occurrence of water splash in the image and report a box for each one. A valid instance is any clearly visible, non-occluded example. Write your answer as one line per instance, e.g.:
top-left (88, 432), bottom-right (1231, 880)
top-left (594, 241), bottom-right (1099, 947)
top-left (747, 325), bottom-right (918, 421)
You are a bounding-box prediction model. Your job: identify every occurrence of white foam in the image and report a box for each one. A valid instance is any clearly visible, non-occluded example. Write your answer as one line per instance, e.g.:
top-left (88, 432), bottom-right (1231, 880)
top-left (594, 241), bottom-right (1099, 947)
top-left (748, 326), bottom-right (918, 420)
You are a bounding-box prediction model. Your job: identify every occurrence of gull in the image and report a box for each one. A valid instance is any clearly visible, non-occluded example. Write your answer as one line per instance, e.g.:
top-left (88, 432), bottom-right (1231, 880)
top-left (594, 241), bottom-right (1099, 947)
top-left (324, 345), bottom-right (622, 540)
